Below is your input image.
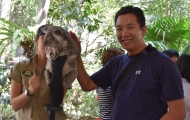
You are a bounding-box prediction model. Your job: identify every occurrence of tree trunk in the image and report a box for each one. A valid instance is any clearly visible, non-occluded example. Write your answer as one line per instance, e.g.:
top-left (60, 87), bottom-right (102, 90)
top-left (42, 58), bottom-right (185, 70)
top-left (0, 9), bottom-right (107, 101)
top-left (0, 0), bottom-right (11, 20)
top-left (36, 0), bottom-right (50, 26)
top-left (165, 0), bottom-right (168, 16)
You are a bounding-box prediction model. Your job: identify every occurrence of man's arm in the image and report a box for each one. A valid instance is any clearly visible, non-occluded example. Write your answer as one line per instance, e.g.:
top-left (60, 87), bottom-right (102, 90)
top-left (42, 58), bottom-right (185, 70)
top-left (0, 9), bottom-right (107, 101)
top-left (70, 31), bottom-right (98, 91)
top-left (76, 55), bottom-right (98, 91)
top-left (160, 98), bottom-right (186, 120)
top-left (96, 93), bottom-right (99, 101)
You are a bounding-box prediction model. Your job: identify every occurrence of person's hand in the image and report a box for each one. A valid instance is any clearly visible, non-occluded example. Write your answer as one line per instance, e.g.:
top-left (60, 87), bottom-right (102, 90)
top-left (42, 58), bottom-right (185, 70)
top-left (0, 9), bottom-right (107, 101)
top-left (69, 31), bottom-right (81, 53)
top-left (28, 73), bottom-right (41, 95)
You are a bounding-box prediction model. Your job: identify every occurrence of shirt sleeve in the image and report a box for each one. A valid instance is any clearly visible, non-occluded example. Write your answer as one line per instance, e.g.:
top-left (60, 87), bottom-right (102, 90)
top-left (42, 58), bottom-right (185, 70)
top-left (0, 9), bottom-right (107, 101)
top-left (159, 58), bottom-right (184, 101)
top-left (90, 62), bottom-right (112, 89)
top-left (7, 61), bottom-right (23, 84)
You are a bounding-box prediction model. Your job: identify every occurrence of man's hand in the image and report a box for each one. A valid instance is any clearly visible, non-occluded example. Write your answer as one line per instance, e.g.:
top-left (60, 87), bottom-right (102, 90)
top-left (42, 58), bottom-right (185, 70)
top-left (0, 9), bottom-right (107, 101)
top-left (69, 31), bottom-right (81, 54)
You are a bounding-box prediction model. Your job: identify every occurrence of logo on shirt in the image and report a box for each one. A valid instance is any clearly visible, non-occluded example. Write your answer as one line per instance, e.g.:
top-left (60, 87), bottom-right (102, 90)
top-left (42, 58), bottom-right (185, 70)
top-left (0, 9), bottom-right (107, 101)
top-left (22, 70), bottom-right (33, 77)
top-left (135, 70), bottom-right (141, 74)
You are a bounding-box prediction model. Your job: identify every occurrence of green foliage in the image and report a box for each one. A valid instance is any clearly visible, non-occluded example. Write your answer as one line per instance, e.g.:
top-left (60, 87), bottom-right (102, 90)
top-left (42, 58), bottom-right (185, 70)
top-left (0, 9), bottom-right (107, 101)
top-left (140, 0), bottom-right (190, 21)
top-left (145, 17), bottom-right (190, 54)
top-left (10, 0), bottom-right (38, 28)
top-left (180, 44), bottom-right (190, 55)
top-left (0, 59), bottom-right (10, 97)
top-left (0, 103), bottom-right (15, 120)
top-left (0, 59), bottom-right (13, 120)
top-left (64, 81), bottom-right (99, 119)
top-left (0, 18), bottom-right (35, 58)
top-left (64, 55), bottom-right (100, 119)
top-left (49, 0), bottom-right (104, 33)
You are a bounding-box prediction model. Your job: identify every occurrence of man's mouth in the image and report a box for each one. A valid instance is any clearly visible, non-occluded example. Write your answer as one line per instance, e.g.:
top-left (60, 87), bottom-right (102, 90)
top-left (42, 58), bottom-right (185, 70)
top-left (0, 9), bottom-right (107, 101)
top-left (122, 39), bottom-right (131, 43)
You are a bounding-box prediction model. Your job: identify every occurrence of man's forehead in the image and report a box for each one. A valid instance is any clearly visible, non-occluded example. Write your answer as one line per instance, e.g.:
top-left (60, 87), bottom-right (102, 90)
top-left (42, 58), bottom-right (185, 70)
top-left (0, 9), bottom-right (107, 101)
top-left (116, 14), bottom-right (138, 24)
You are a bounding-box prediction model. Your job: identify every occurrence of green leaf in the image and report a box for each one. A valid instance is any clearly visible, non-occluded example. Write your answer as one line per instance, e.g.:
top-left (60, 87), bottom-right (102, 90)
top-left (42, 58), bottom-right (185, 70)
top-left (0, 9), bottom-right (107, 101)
top-left (145, 17), bottom-right (190, 53)
top-left (0, 18), bottom-right (21, 29)
top-left (12, 29), bottom-right (21, 41)
top-left (180, 44), bottom-right (190, 54)
top-left (0, 27), bottom-right (14, 33)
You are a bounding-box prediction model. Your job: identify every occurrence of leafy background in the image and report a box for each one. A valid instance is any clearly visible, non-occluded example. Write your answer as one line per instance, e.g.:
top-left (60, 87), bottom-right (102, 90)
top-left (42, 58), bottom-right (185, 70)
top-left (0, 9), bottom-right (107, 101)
top-left (0, 0), bottom-right (190, 119)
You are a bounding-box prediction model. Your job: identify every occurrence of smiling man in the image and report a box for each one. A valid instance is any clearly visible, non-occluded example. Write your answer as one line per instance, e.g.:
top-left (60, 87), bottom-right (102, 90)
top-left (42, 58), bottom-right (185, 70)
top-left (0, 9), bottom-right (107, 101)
top-left (70, 5), bottom-right (186, 120)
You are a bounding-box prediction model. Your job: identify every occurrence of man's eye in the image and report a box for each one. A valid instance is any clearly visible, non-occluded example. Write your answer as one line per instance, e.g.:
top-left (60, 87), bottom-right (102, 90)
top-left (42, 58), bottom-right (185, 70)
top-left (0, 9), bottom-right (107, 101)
top-left (128, 27), bottom-right (134, 30)
top-left (116, 28), bottom-right (122, 31)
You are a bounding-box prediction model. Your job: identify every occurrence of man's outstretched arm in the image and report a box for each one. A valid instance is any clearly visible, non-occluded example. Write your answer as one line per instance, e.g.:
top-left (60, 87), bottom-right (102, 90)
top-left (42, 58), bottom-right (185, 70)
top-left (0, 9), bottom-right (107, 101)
top-left (70, 31), bottom-right (98, 91)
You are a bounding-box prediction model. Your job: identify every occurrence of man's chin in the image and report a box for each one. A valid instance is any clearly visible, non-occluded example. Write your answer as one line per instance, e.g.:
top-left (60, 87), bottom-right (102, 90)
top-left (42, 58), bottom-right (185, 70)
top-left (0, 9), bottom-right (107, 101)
top-left (122, 44), bottom-right (132, 51)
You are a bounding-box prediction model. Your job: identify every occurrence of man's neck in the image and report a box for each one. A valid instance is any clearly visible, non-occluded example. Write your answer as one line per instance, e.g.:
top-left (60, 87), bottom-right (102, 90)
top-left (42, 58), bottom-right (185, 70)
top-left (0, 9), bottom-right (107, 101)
top-left (127, 43), bottom-right (147, 56)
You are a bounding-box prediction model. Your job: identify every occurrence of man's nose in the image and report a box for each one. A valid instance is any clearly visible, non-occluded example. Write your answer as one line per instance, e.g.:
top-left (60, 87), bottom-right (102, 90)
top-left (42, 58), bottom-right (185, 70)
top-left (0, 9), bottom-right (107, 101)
top-left (122, 28), bottom-right (129, 37)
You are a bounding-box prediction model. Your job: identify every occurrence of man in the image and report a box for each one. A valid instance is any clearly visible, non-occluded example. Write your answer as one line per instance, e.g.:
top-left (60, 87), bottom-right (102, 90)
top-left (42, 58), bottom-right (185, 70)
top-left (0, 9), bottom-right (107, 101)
top-left (163, 49), bottom-right (179, 63)
top-left (70, 5), bottom-right (185, 120)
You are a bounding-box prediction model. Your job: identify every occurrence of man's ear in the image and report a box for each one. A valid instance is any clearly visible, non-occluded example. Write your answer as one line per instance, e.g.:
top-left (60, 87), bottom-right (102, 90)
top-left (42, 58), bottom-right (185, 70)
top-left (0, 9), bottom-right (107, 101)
top-left (141, 26), bottom-right (147, 36)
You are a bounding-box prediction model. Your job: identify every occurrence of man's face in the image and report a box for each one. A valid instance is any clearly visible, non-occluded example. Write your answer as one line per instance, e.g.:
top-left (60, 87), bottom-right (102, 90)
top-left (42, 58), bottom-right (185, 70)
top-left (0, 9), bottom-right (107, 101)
top-left (115, 13), bottom-right (147, 55)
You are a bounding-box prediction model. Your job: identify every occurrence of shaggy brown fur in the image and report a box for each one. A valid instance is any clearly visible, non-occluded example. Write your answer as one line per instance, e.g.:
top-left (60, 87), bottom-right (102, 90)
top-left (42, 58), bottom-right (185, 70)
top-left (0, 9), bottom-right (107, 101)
top-left (43, 26), bottom-right (79, 88)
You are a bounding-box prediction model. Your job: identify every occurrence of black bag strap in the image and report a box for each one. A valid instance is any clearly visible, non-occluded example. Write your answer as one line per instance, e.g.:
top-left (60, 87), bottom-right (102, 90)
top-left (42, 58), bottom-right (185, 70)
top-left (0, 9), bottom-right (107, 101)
top-left (113, 44), bottom-right (155, 101)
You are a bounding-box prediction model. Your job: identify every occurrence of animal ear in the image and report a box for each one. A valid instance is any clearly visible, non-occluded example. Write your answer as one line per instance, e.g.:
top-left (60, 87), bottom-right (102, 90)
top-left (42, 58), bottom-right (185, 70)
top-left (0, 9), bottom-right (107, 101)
top-left (52, 29), bottom-right (62, 43)
top-left (42, 25), bottom-right (51, 34)
top-left (42, 28), bottom-right (47, 34)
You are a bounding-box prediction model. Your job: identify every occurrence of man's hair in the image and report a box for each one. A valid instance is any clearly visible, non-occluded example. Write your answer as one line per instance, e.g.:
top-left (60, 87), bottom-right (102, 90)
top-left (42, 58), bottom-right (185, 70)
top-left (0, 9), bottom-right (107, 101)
top-left (114, 5), bottom-right (146, 28)
top-left (176, 54), bottom-right (190, 83)
top-left (162, 49), bottom-right (179, 58)
top-left (101, 48), bottom-right (124, 66)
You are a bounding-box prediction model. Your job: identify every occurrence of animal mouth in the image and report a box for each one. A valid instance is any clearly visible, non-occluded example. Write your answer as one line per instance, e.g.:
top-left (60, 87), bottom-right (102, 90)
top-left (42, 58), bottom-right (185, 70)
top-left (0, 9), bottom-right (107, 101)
top-left (47, 47), bottom-right (53, 54)
top-left (46, 47), bottom-right (55, 59)
top-left (50, 53), bottom-right (53, 58)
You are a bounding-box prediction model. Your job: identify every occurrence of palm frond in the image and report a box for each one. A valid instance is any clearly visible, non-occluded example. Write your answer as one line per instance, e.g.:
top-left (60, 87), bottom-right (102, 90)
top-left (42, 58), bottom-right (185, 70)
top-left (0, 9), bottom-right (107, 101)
top-left (180, 44), bottom-right (190, 55)
top-left (145, 17), bottom-right (190, 53)
top-left (0, 18), bottom-right (21, 29)
top-left (0, 19), bottom-right (35, 58)
top-left (0, 28), bottom-right (14, 33)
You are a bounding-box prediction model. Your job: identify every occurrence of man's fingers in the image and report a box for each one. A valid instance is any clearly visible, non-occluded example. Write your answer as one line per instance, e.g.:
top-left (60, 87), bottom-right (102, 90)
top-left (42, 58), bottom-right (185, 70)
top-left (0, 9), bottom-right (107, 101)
top-left (69, 31), bottom-right (81, 53)
top-left (69, 31), bottom-right (79, 42)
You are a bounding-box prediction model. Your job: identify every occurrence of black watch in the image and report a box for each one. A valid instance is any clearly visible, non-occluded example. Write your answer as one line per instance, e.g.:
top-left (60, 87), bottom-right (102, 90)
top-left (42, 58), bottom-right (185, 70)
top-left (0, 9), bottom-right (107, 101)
top-left (24, 88), bottom-right (33, 97)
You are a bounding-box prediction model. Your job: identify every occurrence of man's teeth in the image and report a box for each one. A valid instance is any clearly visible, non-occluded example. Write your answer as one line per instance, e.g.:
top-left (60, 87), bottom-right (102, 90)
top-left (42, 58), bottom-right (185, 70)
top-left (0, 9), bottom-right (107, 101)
top-left (123, 40), bottom-right (131, 42)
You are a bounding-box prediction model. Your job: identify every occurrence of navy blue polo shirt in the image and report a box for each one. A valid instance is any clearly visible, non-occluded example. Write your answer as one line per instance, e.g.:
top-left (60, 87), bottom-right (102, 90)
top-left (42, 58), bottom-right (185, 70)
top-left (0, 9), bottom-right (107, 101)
top-left (90, 48), bottom-right (184, 120)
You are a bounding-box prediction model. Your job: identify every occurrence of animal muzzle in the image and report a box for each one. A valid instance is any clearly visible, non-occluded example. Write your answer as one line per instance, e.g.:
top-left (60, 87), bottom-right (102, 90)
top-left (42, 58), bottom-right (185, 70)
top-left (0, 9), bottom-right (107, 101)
top-left (46, 47), bottom-right (53, 54)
